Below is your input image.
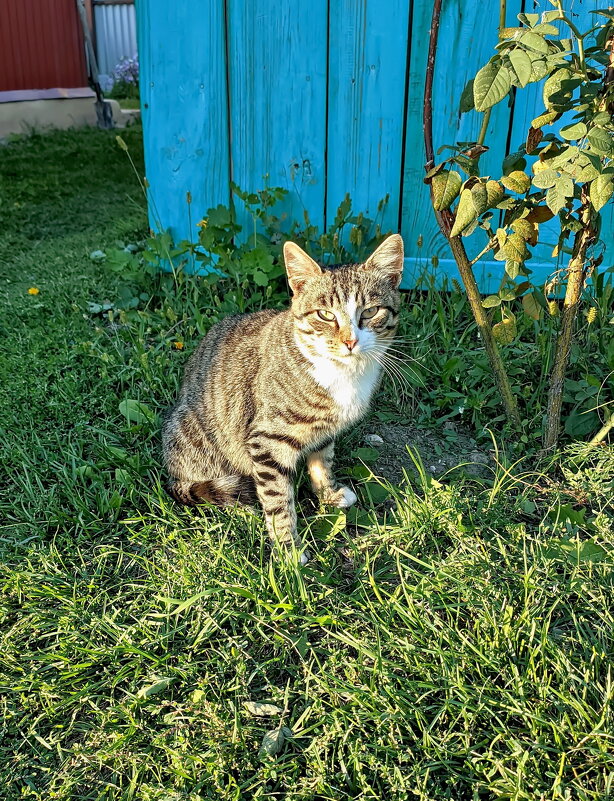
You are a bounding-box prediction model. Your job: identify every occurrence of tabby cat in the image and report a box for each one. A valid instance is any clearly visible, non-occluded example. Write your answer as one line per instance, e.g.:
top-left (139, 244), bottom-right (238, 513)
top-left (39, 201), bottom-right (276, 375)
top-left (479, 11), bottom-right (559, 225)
top-left (162, 234), bottom-right (404, 563)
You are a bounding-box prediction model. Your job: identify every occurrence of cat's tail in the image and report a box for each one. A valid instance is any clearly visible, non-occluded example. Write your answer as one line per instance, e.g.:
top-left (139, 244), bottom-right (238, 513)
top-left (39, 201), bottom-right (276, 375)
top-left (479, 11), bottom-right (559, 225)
top-left (166, 475), bottom-right (257, 507)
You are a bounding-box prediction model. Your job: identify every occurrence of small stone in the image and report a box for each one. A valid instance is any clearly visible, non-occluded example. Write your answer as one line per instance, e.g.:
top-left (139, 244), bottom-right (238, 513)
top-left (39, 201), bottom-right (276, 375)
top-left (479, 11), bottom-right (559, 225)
top-left (364, 434), bottom-right (384, 446)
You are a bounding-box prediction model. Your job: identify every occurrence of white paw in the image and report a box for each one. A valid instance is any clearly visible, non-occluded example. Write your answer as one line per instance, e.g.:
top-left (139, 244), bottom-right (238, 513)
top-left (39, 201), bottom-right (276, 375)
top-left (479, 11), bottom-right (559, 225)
top-left (326, 486), bottom-right (357, 509)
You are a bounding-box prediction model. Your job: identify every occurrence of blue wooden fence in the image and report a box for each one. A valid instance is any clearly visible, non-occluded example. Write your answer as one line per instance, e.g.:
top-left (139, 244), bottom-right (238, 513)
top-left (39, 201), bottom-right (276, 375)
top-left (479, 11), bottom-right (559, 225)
top-left (135, 0), bottom-right (613, 291)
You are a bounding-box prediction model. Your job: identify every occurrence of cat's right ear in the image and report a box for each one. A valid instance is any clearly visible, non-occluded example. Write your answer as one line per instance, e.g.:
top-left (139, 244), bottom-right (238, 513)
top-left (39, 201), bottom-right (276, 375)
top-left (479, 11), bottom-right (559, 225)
top-left (283, 242), bottom-right (322, 293)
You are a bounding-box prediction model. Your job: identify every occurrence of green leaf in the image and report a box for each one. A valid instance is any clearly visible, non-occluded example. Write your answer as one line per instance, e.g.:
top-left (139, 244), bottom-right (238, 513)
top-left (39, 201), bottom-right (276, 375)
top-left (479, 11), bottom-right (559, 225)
top-left (544, 537), bottom-right (606, 562)
top-left (244, 702), bottom-right (283, 717)
top-left (499, 288), bottom-right (516, 301)
top-left (505, 260), bottom-right (521, 279)
top-left (532, 23), bottom-right (560, 36)
top-left (587, 127), bottom-right (613, 156)
top-left (119, 399), bottom-right (157, 425)
top-left (529, 58), bottom-right (550, 82)
top-left (589, 174), bottom-right (614, 212)
top-left (432, 170), bottom-right (462, 211)
top-left (473, 61), bottom-right (512, 112)
top-left (546, 182), bottom-right (569, 214)
top-left (258, 727), bottom-right (293, 760)
top-left (503, 232), bottom-right (530, 263)
top-left (543, 67), bottom-right (573, 110)
top-left (531, 110), bottom-right (558, 128)
top-left (531, 170), bottom-right (558, 189)
top-left (511, 218), bottom-right (536, 242)
top-left (459, 79), bottom-right (475, 113)
top-left (352, 446), bottom-right (380, 464)
top-left (560, 122), bottom-right (587, 140)
top-left (502, 151), bottom-right (527, 175)
top-left (492, 318), bottom-right (517, 344)
top-left (482, 295), bottom-right (501, 308)
top-left (520, 31), bottom-right (549, 53)
top-left (486, 180), bottom-right (505, 208)
top-left (450, 189), bottom-right (478, 237)
top-left (471, 183), bottom-right (488, 214)
top-left (137, 677), bottom-right (174, 699)
top-left (518, 12), bottom-right (539, 27)
top-left (508, 48), bottom-right (533, 87)
top-left (501, 171), bottom-right (530, 193)
top-left (522, 292), bottom-right (541, 320)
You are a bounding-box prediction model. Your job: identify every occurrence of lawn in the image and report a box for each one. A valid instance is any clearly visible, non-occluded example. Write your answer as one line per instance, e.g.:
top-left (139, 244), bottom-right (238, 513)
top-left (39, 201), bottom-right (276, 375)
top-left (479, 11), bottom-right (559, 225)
top-left (0, 126), bottom-right (613, 801)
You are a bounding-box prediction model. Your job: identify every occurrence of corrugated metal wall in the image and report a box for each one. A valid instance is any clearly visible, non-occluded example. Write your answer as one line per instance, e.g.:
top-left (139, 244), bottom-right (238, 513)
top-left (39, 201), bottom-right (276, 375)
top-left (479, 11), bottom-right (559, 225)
top-left (94, 1), bottom-right (137, 79)
top-left (0, 0), bottom-right (87, 91)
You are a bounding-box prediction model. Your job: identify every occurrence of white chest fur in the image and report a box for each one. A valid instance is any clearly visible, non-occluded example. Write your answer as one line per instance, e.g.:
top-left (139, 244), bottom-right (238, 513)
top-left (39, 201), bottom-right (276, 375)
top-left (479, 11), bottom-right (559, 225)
top-left (309, 356), bottom-right (381, 427)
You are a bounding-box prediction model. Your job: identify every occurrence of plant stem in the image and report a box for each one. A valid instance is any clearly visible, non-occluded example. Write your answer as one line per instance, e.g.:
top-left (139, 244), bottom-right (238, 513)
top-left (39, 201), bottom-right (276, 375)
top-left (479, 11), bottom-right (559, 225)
top-left (423, 0), bottom-right (522, 429)
top-left (543, 197), bottom-right (596, 450)
top-left (588, 407), bottom-right (614, 446)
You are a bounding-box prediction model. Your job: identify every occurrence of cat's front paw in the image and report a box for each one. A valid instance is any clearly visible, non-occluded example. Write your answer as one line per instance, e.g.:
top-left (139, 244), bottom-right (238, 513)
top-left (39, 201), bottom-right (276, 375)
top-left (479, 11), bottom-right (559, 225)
top-left (324, 485), bottom-right (357, 509)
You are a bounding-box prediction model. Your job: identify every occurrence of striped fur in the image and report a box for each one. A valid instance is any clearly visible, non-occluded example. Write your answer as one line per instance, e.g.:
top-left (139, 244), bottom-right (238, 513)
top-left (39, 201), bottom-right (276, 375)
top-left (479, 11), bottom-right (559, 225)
top-left (162, 234), bottom-right (404, 561)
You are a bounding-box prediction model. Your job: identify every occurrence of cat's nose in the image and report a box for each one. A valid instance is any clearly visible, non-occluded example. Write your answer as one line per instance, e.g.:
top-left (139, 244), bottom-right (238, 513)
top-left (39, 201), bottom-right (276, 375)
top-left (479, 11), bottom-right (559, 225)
top-left (343, 337), bottom-right (358, 352)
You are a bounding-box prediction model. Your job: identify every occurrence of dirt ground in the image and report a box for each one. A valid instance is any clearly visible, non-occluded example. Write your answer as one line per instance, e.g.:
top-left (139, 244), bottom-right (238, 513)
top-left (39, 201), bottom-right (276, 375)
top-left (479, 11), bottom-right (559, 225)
top-left (362, 422), bottom-right (493, 483)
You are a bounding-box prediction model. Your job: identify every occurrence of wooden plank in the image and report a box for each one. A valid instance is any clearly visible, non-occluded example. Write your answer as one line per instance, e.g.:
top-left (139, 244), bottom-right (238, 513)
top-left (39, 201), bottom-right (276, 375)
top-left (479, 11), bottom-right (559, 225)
top-left (135, 0), bottom-right (230, 247)
top-left (505, 0), bottom-right (614, 279)
top-left (226, 0), bottom-right (328, 235)
top-left (326, 0), bottom-right (410, 234)
top-left (400, 0), bottom-right (523, 289)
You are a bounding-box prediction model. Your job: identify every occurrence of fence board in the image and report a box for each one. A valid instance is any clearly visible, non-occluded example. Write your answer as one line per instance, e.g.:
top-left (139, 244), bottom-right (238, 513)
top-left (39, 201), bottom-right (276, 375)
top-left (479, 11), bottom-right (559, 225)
top-left (227, 0), bottom-right (328, 235)
top-left (400, 0), bottom-right (523, 289)
top-left (135, 0), bottom-right (230, 244)
top-left (326, 0), bottom-right (410, 233)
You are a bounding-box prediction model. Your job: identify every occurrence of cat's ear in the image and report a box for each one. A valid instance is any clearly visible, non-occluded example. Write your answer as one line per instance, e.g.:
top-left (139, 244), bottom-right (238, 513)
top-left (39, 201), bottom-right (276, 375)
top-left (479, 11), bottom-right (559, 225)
top-left (283, 241), bottom-right (323, 293)
top-left (365, 234), bottom-right (404, 288)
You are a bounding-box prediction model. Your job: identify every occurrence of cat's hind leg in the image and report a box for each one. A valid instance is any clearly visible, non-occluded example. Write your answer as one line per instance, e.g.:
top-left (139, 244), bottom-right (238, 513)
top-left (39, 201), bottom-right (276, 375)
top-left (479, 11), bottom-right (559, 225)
top-left (307, 441), bottom-right (357, 508)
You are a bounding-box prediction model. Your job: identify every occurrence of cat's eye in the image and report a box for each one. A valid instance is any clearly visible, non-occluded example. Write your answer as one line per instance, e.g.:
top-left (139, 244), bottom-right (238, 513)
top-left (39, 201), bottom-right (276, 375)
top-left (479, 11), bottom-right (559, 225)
top-left (316, 309), bottom-right (336, 322)
top-left (361, 306), bottom-right (379, 319)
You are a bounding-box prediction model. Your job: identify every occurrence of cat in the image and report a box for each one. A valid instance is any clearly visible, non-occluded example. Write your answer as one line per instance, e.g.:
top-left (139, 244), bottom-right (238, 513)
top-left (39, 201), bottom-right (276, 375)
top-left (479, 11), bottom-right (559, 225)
top-left (161, 234), bottom-right (404, 563)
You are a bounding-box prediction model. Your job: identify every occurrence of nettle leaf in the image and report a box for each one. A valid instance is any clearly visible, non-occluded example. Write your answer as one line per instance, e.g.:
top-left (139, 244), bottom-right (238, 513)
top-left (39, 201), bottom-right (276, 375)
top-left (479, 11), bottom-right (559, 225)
top-left (492, 318), bottom-right (517, 344)
top-left (587, 127), bottom-right (613, 156)
top-left (520, 31), bottom-right (549, 54)
top-left (432, 170), bottom-right (462, 211)
top-left (590, 174), bottom-right (614, 211)
top-left (532, 110), bottom-right (558, 128)
top-left (473, 61), bottom-right (512, 112)
top-left (482, 295), bottom-right (501, 308)
top-left (471, 183), bottom-right (489, 214)
top-left (508, 48), bottom-right (533, 87)
top-left (486, 180), bottom-right (505, 208)
top-left (450, 189), bottom-right (477, 237)
top-left (522, 292), bottom-right (542, 320)
top-left (532, 168), bottom-right (558, 189)
top-left (560, 122), bottom-right (587, 141)
top-left (501, 171), bottom-right (530, 193)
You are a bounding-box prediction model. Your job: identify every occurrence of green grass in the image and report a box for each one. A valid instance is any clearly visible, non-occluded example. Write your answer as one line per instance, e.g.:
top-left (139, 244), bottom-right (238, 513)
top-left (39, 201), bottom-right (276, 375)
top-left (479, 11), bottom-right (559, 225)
top-left (0, 127), bottom-right (613, 801)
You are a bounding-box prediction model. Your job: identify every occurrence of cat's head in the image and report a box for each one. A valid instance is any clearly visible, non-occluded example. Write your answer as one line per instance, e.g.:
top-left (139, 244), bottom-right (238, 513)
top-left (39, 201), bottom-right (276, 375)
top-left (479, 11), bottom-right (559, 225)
top-left (283, 234), bottom-right (404, 364)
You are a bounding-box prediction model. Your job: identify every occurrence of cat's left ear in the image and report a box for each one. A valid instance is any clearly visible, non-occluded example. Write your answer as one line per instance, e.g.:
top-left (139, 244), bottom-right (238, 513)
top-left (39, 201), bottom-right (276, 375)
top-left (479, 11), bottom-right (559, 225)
top-left (283, 241), bottom-right (323, 293)
top-left (365, 234), bottom-right (404, 289)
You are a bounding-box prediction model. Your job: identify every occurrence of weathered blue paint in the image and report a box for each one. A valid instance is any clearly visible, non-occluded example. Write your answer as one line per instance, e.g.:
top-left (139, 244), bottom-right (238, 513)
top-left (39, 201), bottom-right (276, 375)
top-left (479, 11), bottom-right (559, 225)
top-left (227, 0), bottom-right (328, 235)
top-left (136, 0), bottom-right (613, 290)
top-left (326, 0), bottom-right (410, 233)
top-left (135, 0), bottom-right (230, 244)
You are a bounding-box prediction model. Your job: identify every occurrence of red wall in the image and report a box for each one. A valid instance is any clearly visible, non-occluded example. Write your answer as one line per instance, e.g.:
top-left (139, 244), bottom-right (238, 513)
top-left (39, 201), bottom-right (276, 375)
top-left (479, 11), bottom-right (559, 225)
top-left (0, 0), bottom-right (88, 91)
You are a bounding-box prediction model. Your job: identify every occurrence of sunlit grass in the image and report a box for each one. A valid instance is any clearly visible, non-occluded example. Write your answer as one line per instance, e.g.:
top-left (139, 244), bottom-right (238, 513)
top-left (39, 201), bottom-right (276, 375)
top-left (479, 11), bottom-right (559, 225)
top-left (0, 127), bottom-right (613, 800)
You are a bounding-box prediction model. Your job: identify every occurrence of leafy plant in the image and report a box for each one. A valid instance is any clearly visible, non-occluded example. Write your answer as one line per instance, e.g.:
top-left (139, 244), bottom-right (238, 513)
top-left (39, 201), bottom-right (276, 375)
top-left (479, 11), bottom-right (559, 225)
top-left (424, 1), bottom-right (614, 448)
